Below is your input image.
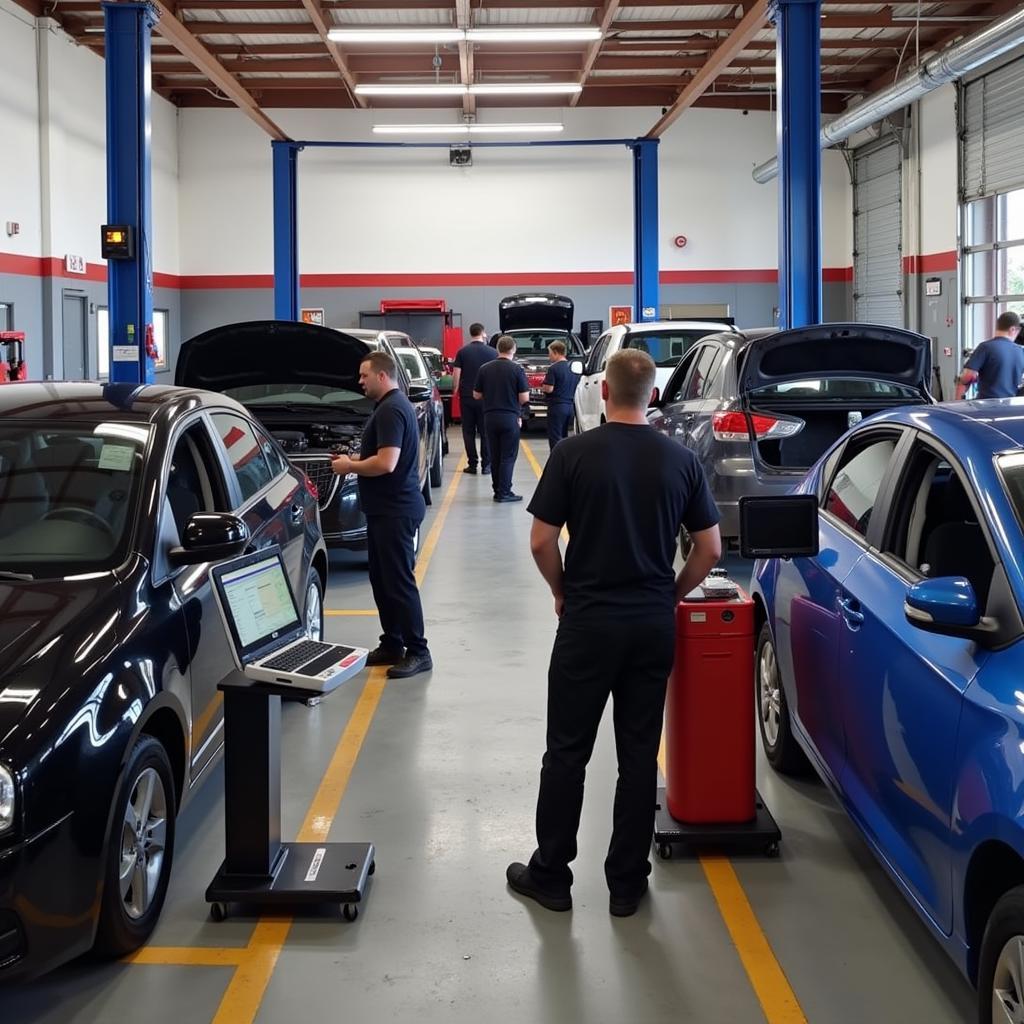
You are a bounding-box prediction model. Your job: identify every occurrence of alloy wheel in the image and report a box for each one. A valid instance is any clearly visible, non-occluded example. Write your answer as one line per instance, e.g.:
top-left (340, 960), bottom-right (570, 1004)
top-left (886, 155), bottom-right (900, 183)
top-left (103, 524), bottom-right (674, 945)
top-left (993, 936), bottom-right (1024, 1023)
top-left (759, 640), bottom-right (781, 748)
top-left (119, 768), bottom-right (168, 920)
top-left (306, 579), bottom-right (323, 641)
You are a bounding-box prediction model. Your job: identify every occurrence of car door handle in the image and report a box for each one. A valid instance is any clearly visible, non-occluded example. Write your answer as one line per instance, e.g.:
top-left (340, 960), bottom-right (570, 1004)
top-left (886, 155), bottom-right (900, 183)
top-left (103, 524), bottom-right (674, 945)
top-left (838, 597), bottom-right (864, 627)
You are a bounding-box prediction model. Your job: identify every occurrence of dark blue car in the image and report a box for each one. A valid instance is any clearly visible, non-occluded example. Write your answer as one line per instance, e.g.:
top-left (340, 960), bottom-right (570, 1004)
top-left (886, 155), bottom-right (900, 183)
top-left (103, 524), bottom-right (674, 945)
top-left (752, 398), bottom-right (1024, 1021)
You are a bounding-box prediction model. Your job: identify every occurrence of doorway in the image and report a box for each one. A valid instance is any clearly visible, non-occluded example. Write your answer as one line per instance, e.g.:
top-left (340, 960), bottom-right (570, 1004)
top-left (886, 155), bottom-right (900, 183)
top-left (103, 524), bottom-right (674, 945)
top-left (62, 292), bottom-right (88, 380)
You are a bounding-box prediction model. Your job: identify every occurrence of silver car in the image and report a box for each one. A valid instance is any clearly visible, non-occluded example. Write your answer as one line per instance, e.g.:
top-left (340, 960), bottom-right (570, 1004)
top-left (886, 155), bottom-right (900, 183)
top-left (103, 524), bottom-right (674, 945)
top-left (647, 323), bottom-right (933, 544)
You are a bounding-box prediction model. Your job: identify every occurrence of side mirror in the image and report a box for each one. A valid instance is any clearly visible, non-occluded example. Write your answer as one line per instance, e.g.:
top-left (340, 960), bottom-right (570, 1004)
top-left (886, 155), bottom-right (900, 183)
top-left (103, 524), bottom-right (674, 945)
top-left (570, 360), bottom-right (584, 375)
top-left (739, 495), bottom-right (819, 559)
top-left (408, 384), bottom-right (433, 403)
top-left (169, 512), bottom-right (250, 566)
top-left (904, 577), bottom-right (997, 644)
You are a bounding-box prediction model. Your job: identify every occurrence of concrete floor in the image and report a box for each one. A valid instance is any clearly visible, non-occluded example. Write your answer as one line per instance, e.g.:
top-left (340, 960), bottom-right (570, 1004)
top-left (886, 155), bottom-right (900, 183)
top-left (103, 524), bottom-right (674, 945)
top-left (0, 432), bottom-right (976, 1023)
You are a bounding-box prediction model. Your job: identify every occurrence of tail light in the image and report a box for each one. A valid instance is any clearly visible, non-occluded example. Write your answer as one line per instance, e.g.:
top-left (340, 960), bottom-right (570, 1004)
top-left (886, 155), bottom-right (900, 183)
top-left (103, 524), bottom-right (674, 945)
top-left (712, 411), bottom-right (802, 442)
top-left (304, 473), bottom-right (319, 500)
top-left (527, 373), bottom-right (546, 388)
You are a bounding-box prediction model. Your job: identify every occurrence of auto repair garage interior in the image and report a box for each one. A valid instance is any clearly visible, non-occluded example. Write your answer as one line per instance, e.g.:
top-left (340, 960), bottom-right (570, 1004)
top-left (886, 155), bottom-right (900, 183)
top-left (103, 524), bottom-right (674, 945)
top-left (5, 0), bottom-right (1024, 1020)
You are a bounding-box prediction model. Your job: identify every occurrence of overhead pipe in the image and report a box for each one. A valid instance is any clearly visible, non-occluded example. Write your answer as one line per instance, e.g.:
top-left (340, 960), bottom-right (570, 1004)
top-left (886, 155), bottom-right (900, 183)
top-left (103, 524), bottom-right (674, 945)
top-left (752, 5), bottom-right (1024, 182)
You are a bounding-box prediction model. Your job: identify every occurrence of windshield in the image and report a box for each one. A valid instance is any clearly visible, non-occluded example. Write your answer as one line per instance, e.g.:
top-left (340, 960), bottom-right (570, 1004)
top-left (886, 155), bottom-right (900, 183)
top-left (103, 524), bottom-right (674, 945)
top-left (622, 329), bottom-right (715, 368)
top-left (749, 378), bottom-right (920, 400)
top-left (225, 383), bottom-right (373, 413)
top-left (397, 348), bottom-right (428, 381)
top-left (504, 330), bottom-right (579, 360)
top-left (0, 422), bottom-right (148, 576)
top-left (420, 351), bottom-right (444, 376)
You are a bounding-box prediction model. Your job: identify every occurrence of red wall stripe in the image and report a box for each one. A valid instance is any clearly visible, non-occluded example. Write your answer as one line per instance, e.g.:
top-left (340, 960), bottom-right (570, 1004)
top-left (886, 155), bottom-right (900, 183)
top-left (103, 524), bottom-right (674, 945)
top-left (904, 250), bottom-right (957, 274)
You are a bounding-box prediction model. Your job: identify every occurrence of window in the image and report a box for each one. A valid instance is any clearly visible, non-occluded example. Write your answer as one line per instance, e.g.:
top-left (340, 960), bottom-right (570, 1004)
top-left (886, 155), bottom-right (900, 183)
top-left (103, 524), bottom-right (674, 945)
top-left (256, 427), bottom-right (289, 479)
top-left (623, 328), bottom-right (714, 368)
top-left (683, 346), bottom-right (717, 401)
top-left (97, 307), bottom-right (169, 377)
top-left (397, 348), bottom-right (428, 381)
top-left (962, 186), bottom-right (1024, 347)
top-left (587, 334), bottom-right (611, 375)
top-left (823, 436), bottom-right (898, 538)
top-left (662, 346), bottom-right (702, 404)
top-left (212, 413), bottom-right (273, 503)
top-left (153, 309), bottom-right (169, 372)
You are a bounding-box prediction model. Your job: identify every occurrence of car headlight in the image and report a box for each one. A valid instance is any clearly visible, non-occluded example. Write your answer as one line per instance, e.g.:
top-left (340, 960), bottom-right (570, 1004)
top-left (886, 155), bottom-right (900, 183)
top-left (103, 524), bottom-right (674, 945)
top-left (0, 765), bottom-right (13, 833)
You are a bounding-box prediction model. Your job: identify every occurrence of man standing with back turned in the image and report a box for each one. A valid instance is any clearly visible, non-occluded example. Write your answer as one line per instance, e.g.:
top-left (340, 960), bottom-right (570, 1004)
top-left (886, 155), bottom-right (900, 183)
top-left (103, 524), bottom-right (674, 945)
top-left (506, 349), bottom-right (722, 916)
top-left (474, 334), bottom-right (530, 503)
top-left (452, 322), bottom-right (497, 475)
top-left (541, 340), bottom-right (579, 450)
top-left (956, 311), bottom-right (1024, 399)
top-left (331, 351), bottom-right (432, 680)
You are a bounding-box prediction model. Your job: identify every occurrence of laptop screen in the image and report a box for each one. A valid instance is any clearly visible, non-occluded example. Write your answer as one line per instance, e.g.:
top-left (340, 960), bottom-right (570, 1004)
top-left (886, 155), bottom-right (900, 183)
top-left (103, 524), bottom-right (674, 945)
top-left (217, 552), bottom-right (302, 656)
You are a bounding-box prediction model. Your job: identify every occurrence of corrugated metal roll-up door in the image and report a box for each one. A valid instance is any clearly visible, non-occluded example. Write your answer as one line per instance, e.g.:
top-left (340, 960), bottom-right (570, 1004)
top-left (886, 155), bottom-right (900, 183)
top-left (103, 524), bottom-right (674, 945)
top-left (853, 138), bottom-right (903, 326)
top-left (962, 55), bottom-right (1024, 201)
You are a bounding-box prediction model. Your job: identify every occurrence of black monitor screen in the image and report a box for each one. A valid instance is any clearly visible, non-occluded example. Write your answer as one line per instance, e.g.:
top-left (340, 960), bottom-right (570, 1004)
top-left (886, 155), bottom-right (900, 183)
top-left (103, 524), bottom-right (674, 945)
top-left (739, 495), bottom-right (819, 559)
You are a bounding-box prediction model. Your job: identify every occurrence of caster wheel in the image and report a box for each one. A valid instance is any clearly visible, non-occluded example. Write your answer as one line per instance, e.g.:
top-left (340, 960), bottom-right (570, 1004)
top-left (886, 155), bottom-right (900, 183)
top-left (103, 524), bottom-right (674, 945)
top-left (210, 902), bottom-right (228, 922)
top-left (657, 843), bottom-right (673, 861)
top-left (342, 903), bottom-right (359, 922)
top-left (367, 861), bottom-right (376, 876)
top-left (765, 842), bottom-right (780, 858)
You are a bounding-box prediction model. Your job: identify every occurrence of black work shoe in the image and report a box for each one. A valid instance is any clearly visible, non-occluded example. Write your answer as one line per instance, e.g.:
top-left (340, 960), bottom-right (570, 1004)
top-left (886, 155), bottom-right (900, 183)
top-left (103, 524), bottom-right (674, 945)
top-left (609, 879), bottom-right (649, 918)
top-left (365, 645), bottom-right (404, 666)
top-left (481, 464), bottom-right (491, 474)
top-left (387, 652), bottom-right (433, 679)
top-left (463, 465), bottom-right (477, 475)
top-left (506, 863), bottom-right (572, 912)
top-left (496, 492), bottom-right (523, 503)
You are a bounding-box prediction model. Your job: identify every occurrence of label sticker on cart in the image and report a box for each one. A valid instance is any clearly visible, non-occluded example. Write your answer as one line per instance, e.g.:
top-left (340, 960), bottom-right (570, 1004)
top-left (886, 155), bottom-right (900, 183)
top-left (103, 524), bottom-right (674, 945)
top-left (305, 847), bottom-right (327, 882)
top-left (339, 653), bottom-right (360, 668)
top-left (690, 612), bottom-right (707, 623)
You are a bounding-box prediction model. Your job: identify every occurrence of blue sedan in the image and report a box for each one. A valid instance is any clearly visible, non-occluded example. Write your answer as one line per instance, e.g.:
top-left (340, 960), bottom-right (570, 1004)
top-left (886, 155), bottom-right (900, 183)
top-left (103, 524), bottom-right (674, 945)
top-left (751, 399), bottom-right (1024, 1022)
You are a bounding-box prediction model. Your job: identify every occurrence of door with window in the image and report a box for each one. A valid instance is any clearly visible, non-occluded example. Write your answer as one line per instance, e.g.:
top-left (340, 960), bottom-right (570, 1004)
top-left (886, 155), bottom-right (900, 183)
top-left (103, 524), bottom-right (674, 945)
top-left (836, 439), bottom-right (989, 932)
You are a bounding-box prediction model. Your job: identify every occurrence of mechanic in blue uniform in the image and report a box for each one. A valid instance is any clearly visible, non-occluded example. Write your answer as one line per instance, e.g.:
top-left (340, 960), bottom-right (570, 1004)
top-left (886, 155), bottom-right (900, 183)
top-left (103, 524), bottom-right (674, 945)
top-left (473, 334), bottom-right (530, 503)
top-left (541, 340), bottom-right (579, 450)
top-left (330, 351), bottom-right (431, 679)
top-left (452, 322), bottom-right (498, 476)
top-left (957, 311), bottom-right (1024, 399)
top-left (506, 349), bottom-right (721, 917)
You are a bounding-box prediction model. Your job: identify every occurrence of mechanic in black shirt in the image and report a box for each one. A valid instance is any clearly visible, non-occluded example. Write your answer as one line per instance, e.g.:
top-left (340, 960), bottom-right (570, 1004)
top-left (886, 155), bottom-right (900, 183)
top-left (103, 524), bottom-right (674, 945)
top-left (331, 351), bottom-right (432, 679)
top-left (541, 340), bottom-right (579, 450)
top-left (473, 334), bottom-right (530, 503)
top-left (506, 349), bottom-right (721, 917)
top-left (452, 322), bottom-right (498, 476)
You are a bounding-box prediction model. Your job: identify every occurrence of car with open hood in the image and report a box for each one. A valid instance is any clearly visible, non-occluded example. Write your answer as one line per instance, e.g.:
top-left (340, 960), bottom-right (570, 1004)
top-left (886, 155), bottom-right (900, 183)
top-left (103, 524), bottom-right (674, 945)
top-left (176, 321), bottom-right (439, 553)
top-left (648, 322), bottom-right (933, 544)
top-left (496, 294), bottom-right (586, 423)
top-left (0, 382), bottom-right (326, 981)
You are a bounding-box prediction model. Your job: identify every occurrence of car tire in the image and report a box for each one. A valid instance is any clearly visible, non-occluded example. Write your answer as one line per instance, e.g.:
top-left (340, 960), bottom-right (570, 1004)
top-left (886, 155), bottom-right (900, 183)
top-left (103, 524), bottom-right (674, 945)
top-left (756, 622), bottom-right (811, 776)
top-left (93, 736), bottom-right (177, 958)
top-left (978, 886), bottom-right (1024, 1024)
top-left (430, 431), bottom-right (443, 488)
top-left (304, 570), bottom-right (324, 642)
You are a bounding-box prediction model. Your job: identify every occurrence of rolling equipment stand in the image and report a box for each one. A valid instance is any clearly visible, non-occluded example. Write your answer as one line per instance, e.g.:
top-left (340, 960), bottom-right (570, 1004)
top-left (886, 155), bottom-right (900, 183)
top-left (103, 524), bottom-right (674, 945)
top-left (206, 676), bottom-right (375, 922)
top-left (654, 576), bottom-right (781, 860)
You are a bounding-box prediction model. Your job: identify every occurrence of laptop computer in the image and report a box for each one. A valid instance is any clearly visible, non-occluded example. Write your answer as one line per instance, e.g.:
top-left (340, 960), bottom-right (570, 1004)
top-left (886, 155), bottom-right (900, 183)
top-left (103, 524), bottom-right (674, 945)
top-left (211, 547), bottom-right (367, 692)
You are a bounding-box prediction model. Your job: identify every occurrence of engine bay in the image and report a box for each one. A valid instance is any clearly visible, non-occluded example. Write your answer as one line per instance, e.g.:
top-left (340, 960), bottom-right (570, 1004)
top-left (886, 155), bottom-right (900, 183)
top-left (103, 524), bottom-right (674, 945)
top-left (270, 422), bottom-right (362, 455)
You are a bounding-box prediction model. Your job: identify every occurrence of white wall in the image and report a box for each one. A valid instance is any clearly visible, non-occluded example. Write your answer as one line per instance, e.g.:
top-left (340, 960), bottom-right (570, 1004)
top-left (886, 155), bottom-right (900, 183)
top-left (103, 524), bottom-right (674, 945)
top-left (918, 84), bottom-right (958, 257)
top-left (179, 105), bottom-right (853, 276)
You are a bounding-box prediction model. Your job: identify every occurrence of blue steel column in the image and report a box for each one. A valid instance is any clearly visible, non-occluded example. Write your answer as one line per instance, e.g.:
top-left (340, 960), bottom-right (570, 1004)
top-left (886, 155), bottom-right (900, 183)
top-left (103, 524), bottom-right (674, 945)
top-left (631, 139), bottom-right (660, 322)
top-left (104, 2), bottom-right (156, 384)
top-left (773, 0), bottom-right (822, 329)
top-left (273, 141), bottom-right (300, 321)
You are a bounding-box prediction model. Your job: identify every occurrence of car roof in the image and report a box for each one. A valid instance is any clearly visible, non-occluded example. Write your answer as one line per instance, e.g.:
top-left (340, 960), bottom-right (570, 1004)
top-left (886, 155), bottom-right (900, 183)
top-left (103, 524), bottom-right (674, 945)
top-left (0, 381), bottom-right (246, 423)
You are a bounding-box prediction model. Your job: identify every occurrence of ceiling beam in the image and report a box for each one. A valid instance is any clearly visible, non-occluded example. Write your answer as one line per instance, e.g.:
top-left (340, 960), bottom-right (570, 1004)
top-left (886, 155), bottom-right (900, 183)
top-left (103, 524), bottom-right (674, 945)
top-left (646, 0), bottom-right (771, 138)
top-left (296, 0), bottom-right (365, 107)
top-left (570, 0), bottom-right (620, 107)
top-left (147, 0), bottom-right (288, 138)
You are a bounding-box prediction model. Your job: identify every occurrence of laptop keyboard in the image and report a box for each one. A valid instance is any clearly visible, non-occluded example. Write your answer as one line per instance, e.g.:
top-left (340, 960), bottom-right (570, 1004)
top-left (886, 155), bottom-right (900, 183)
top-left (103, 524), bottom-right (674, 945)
top-left (262, 639), bottom-right (338, 672)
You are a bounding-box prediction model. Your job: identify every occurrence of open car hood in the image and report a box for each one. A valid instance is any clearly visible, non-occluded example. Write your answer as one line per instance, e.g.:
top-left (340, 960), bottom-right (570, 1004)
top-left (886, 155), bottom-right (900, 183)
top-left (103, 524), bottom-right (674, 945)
top-left (739, 323), bottom-right (932, 397)
top-left (498, 293), bottom-right (574, 333)
top-left (175, 321), bottom-right (371, 393)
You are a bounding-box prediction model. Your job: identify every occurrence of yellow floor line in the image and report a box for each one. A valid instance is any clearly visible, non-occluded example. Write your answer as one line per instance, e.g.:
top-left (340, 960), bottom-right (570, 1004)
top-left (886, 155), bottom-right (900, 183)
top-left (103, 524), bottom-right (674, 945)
top-left (125, 946), bottom-right (248, 968)
top-left (657, 747), bottom-right (807, 1024)
top-left (519, 438), bottom-right (545, 479)
top-left (208, 460), bottom-right (466, 1024)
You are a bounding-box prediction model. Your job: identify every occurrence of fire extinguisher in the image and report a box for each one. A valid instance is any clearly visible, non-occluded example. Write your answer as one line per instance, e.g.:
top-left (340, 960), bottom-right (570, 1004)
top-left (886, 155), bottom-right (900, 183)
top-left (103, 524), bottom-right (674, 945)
top-left (144, 323), bottom-right (159, 363)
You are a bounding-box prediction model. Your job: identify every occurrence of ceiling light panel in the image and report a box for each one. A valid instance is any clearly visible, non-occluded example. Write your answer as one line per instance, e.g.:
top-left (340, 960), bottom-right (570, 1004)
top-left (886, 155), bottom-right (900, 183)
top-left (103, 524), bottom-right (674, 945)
top-left (355, 84), bottom-right (468, 96)
top-left (372, 123), bottom-right (565, 135)
top-left (469, 83), bottom-right (583, 95)
top-left (465, 28), bottom-right (603, 42)
top-left (327, 28), bottom-right (465, 43)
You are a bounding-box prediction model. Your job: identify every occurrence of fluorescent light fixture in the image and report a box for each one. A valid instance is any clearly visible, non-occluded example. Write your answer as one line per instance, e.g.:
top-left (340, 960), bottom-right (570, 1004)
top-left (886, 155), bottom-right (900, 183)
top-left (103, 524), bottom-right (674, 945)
top-left (470, 83), bottom-right (583, 96)
top-left (465, 27), bottom-right (603, 43)
top-left (372, 122), bottom-right (565, 135)
top-left (354, 84), bottom-right (468, 97)
top-left (327, 28), bottom-right (464, 44)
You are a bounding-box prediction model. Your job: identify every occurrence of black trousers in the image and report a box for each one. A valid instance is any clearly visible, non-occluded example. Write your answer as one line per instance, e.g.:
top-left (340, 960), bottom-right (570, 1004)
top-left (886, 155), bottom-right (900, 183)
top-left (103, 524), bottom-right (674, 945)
top-left (527, 612), bottom-right (675, 896)
top-left (546, 403), bottom-right (573, 450)
top-left (365, 514), bottom-right (428, 657)
top-left (460, 396), bottom-right (489, 470)
top-left (485, 411), bottom-right (521, 497)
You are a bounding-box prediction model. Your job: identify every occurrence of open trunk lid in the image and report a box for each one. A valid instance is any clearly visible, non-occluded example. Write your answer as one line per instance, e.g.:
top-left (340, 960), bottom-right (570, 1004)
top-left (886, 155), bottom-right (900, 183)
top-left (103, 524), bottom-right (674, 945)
top-left (176, 320), bottom-right (371, 393)
top-left (738, 323), bottom-right (931, 399)
top-left (498, 293), bottom-right (574, 333)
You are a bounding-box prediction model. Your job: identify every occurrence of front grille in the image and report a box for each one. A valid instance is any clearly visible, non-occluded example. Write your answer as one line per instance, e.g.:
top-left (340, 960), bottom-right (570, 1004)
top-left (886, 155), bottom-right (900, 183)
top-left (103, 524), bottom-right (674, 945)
top-left (292, 456), bottom-right (341, 511)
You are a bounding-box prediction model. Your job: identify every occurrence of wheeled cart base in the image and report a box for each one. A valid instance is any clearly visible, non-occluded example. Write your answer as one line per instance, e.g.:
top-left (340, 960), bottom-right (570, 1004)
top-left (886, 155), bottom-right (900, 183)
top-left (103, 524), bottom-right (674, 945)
top-left (653, 786), bottom-right (781, 860)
